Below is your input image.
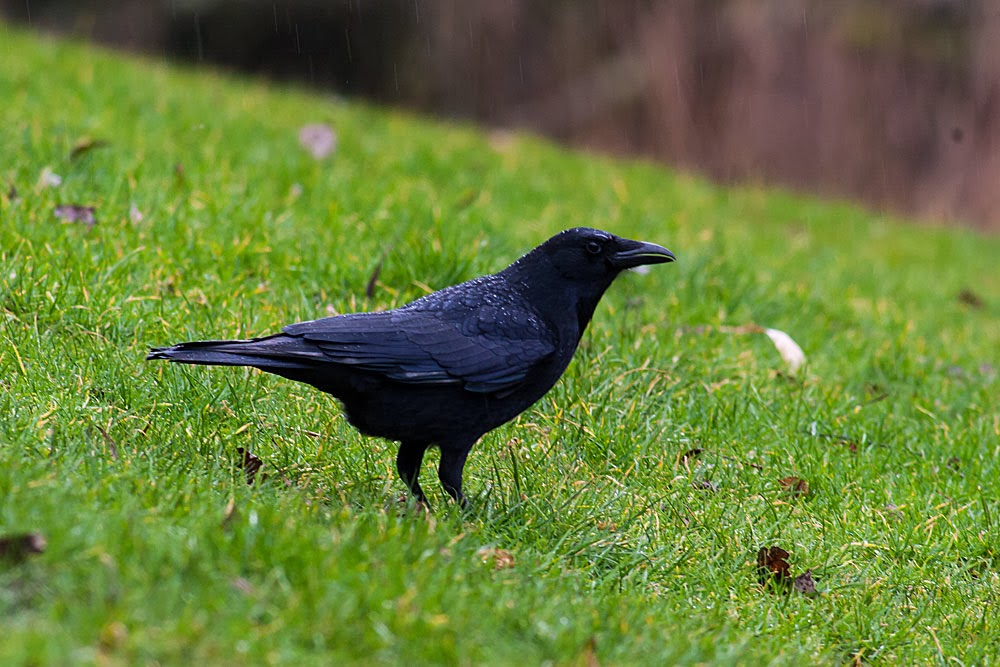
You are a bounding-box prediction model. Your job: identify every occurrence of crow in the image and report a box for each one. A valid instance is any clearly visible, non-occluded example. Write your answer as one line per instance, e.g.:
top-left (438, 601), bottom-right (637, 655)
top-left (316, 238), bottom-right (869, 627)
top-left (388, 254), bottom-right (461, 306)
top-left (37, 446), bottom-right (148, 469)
top-left (148, 227), bottom-right (674, 506)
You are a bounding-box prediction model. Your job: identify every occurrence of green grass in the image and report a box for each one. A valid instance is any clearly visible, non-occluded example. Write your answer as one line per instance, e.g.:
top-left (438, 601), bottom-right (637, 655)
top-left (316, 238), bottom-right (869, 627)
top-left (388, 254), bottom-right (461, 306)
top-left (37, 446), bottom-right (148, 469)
top-left (2, 24), bottom-right (999, 665)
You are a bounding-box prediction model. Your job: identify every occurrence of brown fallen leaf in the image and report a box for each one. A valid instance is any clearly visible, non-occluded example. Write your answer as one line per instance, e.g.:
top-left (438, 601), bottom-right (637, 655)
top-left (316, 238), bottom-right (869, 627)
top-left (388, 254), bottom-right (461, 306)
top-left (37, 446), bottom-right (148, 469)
top-left (678, 447), bottom-right (703, 465)
top-left (236, 447), bottom-right (263, 485)
top-left (0, 532), bottom-right (46, 562)
top-left (476, 546), bottom-right (515, 570)
top-left (778, 476), bottom-right (810, 497)
top-left (957, 288), bottom-right (984, 309)
top-left (580, 636), bottom-right (600, 667)
top-left (54, 204), bottom-right (96, 227)
top-left (756, 545), bottom-right (791, 586)
top-left (70, 137), bottom-right (109, 160)
top-left (757, 546), bottom-right (819, 596)
top-left (792, 569), bottom-right (818, 596)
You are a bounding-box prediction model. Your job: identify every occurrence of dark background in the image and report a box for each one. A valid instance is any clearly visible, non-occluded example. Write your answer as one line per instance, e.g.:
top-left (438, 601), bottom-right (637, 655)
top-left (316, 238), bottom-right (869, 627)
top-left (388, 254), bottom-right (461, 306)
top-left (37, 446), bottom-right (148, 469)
top-left (4, 0), bottom-right (997, 230)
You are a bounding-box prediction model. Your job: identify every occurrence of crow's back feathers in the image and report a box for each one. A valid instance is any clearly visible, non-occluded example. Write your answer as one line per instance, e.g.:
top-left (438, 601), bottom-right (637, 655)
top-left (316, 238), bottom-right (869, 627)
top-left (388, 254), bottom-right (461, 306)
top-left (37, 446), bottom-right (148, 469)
top-left (283, 279), bottom-right (557, 393)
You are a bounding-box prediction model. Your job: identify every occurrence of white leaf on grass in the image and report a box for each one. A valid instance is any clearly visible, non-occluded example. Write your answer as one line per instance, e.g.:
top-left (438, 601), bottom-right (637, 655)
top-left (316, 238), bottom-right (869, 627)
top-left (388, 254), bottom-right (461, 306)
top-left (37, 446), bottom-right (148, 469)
top-left (38, 166), bottom-right (62, 188)
top-left (298, 123), bottom-right (337, 159)
top-left (763, 327), bottom-right (806, 372)
top-left (54, 204), bottom-right (96, 227)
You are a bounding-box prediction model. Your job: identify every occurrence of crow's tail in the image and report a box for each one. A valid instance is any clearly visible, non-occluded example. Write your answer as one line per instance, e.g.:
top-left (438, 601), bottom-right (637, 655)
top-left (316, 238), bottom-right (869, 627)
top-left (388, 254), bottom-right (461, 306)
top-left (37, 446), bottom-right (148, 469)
top-left (146, 333), bottom-right (322, 370)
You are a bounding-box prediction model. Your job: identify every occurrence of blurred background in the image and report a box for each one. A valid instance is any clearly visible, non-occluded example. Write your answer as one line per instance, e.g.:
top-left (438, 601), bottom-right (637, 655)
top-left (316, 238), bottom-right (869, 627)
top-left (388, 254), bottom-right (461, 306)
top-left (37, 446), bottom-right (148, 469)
top-left (4, 0), bottom-right (996, 230)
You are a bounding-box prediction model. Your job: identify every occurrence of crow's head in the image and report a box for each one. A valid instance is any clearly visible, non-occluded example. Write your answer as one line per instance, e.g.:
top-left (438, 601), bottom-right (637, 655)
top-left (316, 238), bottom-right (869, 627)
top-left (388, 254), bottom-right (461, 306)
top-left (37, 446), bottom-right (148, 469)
top-left (501, 227), bottom-right (675, 333)
top-left (540, 227), bottom-right (675, 280)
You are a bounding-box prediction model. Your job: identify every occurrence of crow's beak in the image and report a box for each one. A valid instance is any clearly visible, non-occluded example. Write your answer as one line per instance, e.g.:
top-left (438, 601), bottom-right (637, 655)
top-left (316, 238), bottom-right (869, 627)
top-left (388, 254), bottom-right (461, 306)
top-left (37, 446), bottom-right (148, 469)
top-left (610, 239), bottom-right (676, 269)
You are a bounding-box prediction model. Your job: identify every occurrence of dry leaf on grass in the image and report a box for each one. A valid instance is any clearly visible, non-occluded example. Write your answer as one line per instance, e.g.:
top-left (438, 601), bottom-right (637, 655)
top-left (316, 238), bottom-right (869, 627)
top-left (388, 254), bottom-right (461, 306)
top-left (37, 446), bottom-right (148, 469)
top-left (956, 288), bottom-right (984, 309)
top-left (778, 476), bottom-right (810, 497)
top-left (756, 545), bottom-right (819, 596)
top-left (476, 547), bottom-right (515, 570)
top-left (678, 448), bottom-right (703, 465)
top-left (236, 447), bottom-right (263, 485)
top-left (54, 204), bottom-right (96, 227)
top-left (763, 328), bottom-right (806, 372)
top-left (129, 203), bottom-right (144, 223)
top-left (792, 569), bottom-right (818, 596)
top-left (0, 532), bottom-right (46, 563)
top-left (69, 137), bottom-right (109, 160)
top-left (756, 546), bottom-right (791, 585)
top-left (38, 167), bottom-right (62, 188)
top-left (298, 123), bottom-right (337, 159)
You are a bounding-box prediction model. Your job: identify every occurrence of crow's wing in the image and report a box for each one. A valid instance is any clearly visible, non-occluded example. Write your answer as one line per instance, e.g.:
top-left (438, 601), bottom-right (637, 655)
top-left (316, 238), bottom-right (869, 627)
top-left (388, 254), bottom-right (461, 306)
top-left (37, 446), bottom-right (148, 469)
top-left (283, 302), bottom-right (556, 394)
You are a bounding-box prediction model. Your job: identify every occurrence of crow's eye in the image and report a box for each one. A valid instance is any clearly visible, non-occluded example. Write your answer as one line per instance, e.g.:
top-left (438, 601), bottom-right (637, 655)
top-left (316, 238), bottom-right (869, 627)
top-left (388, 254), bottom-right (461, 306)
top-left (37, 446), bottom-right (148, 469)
top-left (585, 241), bottom-right (602, 255)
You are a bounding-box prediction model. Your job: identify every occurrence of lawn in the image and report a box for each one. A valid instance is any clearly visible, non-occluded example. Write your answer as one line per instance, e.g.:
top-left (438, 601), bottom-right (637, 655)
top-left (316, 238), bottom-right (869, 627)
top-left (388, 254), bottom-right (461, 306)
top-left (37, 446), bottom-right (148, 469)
top-left (1, 24), bottom-right (999, 665)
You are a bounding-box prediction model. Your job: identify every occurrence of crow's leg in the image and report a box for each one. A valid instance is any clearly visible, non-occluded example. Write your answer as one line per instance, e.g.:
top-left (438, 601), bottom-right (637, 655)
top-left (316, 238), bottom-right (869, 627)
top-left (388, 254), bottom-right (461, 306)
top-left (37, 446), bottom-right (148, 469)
top-left (396, 442), bottom-right (429, 505)
top-left (438, 445), bottom-right (471, 509)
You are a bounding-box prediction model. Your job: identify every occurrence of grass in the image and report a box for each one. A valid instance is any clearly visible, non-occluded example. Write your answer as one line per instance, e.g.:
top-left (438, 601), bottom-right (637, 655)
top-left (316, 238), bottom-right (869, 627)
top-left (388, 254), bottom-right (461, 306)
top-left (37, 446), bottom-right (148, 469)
top-left (1, 24), bottom-right (999, 665)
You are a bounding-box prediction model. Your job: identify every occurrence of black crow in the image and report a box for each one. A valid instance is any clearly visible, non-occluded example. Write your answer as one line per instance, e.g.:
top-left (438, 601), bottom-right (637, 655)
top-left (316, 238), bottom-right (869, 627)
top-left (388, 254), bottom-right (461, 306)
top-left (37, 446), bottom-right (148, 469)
top-left (148, 227), bottom-right (674, 506)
